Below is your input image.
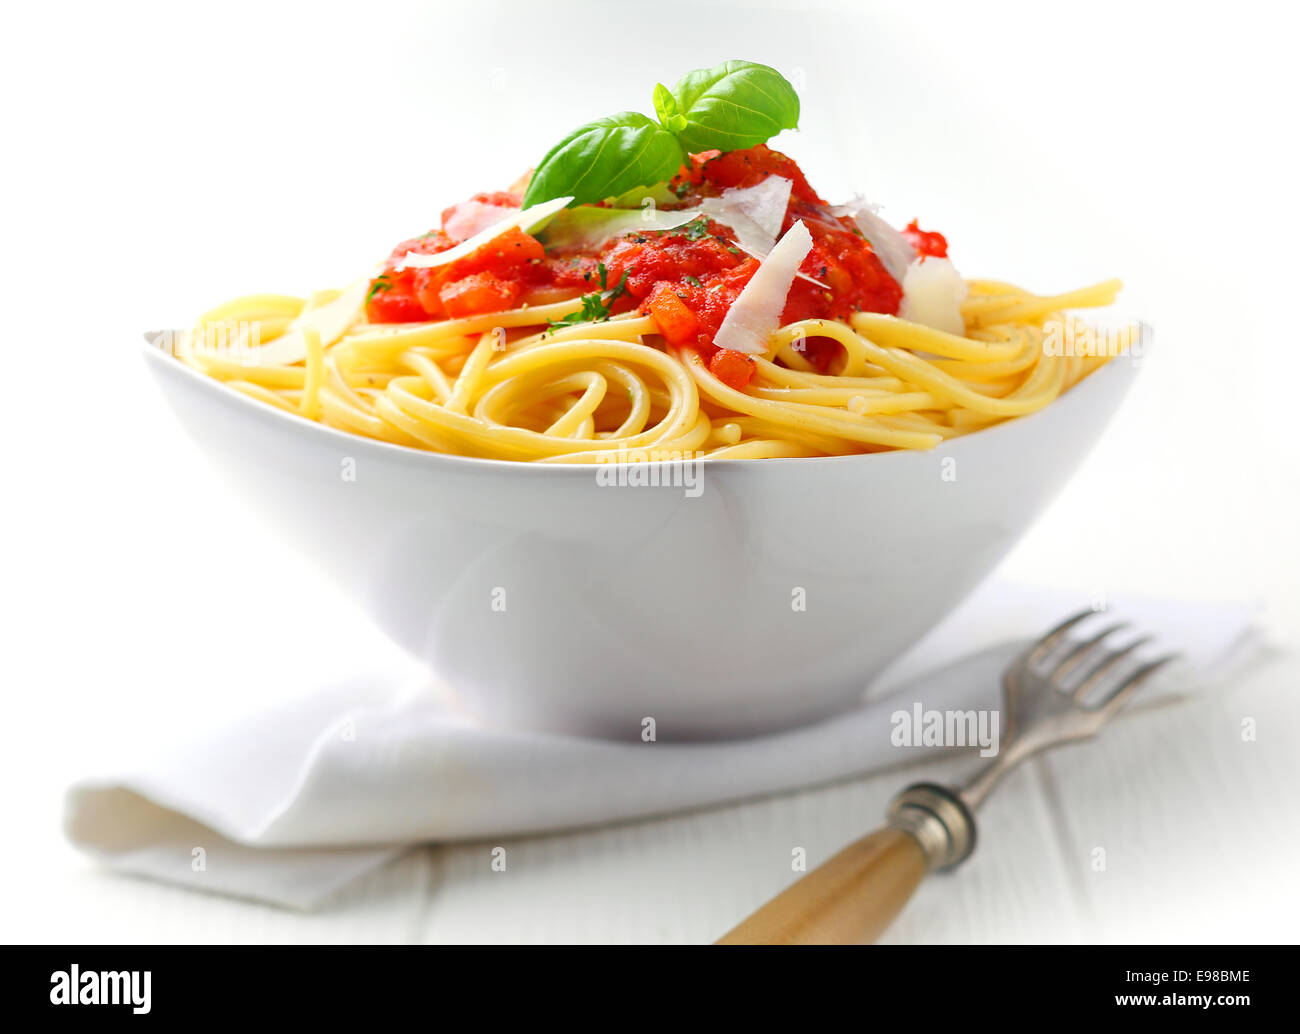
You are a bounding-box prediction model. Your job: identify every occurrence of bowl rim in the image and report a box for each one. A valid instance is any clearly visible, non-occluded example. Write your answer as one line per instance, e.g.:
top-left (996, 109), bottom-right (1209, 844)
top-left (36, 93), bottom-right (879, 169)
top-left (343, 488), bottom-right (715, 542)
top-left (140, 333), bottom-right (1139, 478)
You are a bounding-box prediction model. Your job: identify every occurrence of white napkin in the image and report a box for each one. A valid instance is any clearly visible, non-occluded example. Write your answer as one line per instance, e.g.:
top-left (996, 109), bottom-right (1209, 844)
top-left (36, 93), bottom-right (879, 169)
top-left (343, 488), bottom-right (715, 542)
top-left (64, 579), bottom-right (1261, 909)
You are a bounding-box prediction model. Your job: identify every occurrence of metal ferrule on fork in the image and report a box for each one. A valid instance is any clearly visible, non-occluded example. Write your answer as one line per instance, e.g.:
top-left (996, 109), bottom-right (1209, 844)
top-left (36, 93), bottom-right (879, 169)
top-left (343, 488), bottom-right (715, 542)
top-left (717, 607), bottom-right (1180, 944)
top-left (886, 783), bottom-right (977, 872)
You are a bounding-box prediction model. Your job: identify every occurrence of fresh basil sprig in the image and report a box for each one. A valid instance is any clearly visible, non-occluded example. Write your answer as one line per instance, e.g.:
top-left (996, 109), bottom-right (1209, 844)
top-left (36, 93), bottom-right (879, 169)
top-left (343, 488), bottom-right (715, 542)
top-left (652, 83), bottom-right (687, 134)
top-left (522, 60), bottom-right (799, 209)
top-left (670, 60), bottom-right (801, 153)
top-left (523, 113), bottom-right (684, 215)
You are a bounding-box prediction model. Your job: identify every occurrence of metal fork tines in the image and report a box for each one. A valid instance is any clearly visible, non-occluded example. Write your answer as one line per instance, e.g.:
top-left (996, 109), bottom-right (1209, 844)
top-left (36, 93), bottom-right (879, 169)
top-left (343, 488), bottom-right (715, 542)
top-left (958, 608), bottom-right (1181, 813)
top-left (717, 608), bottom-right (1184, 943)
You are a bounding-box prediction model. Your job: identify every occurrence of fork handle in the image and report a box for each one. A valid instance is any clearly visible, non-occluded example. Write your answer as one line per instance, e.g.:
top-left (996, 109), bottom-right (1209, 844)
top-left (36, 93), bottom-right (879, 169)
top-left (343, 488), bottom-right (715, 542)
top-left (716, 783), bottom-right (977, 945)
top-left (716, 827), bottom-right (927, 945)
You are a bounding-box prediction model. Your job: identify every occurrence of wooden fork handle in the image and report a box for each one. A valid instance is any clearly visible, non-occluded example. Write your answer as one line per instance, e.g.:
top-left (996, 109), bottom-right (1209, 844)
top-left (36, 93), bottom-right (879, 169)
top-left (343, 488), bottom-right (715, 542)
top-left (715, 827), bottom-right (927, 945)
top-left (716, 783), bottom-right (977, 945)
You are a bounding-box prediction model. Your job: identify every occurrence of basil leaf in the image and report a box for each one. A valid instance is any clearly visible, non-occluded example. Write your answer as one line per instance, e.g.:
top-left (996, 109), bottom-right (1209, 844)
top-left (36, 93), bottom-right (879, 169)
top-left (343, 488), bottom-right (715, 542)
top-left (605, 180), bottom-right (679, 208)
top-left (671, 59), bottom-right (800, 153)
top-left (652, 82), bottom-right (687, 134)
top-left (522, 112), bottom-right (686, 209)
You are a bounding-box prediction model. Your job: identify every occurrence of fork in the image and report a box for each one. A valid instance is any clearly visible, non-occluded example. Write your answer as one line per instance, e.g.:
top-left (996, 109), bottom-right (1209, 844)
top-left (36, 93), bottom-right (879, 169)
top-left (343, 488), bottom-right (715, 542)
top-left (716, 609), bottom-right (1179, 945)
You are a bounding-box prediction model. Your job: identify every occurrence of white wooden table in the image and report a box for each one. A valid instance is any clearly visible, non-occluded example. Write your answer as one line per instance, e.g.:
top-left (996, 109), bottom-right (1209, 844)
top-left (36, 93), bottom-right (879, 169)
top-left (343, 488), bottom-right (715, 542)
top-left (9, 641), bottom-right (1294, 944)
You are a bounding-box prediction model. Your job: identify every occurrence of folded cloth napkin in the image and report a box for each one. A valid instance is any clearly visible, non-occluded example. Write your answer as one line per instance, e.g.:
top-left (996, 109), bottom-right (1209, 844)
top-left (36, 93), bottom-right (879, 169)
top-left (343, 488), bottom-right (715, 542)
top-left (65, 579), bottom-right (1261, 909)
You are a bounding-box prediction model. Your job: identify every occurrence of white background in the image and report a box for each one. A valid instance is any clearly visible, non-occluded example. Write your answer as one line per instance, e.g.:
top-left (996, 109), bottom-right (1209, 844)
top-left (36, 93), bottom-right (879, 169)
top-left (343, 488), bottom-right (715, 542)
top-left (1, 0), bottom-right (1297, 942)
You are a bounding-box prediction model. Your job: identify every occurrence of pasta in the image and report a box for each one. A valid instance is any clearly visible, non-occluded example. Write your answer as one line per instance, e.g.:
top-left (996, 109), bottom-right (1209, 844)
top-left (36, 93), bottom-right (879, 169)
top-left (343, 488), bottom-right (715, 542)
top-left (177, 277), bottom-right (1126, 462)
top-left (172, 64), bottom-right (1131, 463)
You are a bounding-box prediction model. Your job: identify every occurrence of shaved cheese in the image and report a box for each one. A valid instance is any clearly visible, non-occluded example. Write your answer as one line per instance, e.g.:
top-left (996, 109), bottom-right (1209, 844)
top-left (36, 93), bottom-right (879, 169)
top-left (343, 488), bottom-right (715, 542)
top-left (397, 196), bottom-right (572, 270)
top-left (697, 176), bottom-right (793, 256)
top-left (543, 178), bottom-right (792, 256)
top-left (716, 229), bottom-right (828, 290)
top-left (714, 220), bottom-right (814, 355)
top-left (541, 205), bottom-right (701, 252)
top-left (714, 176), bottom-right (792, 240)
top-left (697, 202), bottom-right (775, 256)
top-left (899, 257), bottom-right (968, 336)
top-left (443, 200), bottom-right (517, 243)
top-left (532, 177), bottom-right (831, 290)
top-left (831, 197), bottom-right (916, 284)
top-left (704, 178), bottom-right (826, 288)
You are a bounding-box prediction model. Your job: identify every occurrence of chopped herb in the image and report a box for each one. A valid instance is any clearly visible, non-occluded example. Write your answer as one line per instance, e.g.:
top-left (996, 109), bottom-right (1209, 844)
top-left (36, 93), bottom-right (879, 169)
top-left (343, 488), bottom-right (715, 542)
top-left (682, 216), bottom-right (711, 240)
top-left (366, 275), bottom-right (393, 301)
top-left (546, 268), bottom-right (632, 333)
top-left (547, 292), bottom-right (613, 330)
top-left (683, 275), bottom-right (702, 288)
top-left (672, 181), bottom-right (691, 199)
top-left (724, 244), bottom-right (740, 255)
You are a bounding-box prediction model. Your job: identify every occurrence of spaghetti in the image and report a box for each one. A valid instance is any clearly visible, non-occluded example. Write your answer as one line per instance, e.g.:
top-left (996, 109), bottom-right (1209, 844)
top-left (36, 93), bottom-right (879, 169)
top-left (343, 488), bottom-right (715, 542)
top-left (178, 277), bottom-right (1124, 462)
top-left (176, 136), bottom-right (1127, 463)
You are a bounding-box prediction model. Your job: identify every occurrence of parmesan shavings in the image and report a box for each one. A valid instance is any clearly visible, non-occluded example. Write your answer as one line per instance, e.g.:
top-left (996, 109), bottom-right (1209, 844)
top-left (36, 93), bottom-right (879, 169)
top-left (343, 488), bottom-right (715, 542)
top-left (830, 197), bottom-right (916, 285)
top-left (700, 175), bottom-right (792, 254)
top-left (713, 220), bottom-right (814, 355)
top-left (540, 205), bottom-right (702, 252)
top-left (542, 178), bottom-right (793, 255)
top-left (899, 257), bottom-right (968, 336)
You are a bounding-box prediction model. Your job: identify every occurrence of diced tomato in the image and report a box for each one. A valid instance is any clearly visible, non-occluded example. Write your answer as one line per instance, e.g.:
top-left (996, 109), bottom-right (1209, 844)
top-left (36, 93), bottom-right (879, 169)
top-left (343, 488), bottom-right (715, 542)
top-left (699, 144), bottom-right (824, 205)
top-left (412, 268), bottom-right (448, 318)
top-left (371, 152), bottom-right (946, 346)
top-left (452, 226), bottom-right (545, 275)
top-left (441, 203), bottom-right (515, 244)
top-left (603, 229), bottom-right (747, 301)
top-left (438, 272), bottom-right (520, 318)
top-left (666, 150), bottom-right (723, 196)
top-left (902, 219), bottom-right (948, 258)
top-left (439, 190), bottom-right (522, 233)
top-left (645, 281), bottom-right (699, 346)
top-left (398, 227), bottom-right (549, 319)
top-left (709, 348), bottom-right (756, 390)
top-left (387, 230), bottom-right (453, 266)
top-left (474, 189), bottom-right (524, 209)
top-left (365, 270), bottom-right (427, 324)
top-left (779, 199), bottom-right (904, 319)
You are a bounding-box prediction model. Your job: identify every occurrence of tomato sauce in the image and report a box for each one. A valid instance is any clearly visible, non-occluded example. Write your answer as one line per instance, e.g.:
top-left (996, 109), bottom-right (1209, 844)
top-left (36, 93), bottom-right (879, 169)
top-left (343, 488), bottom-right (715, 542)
top-left (902, 219), bottom-right (948, 259)
top-left (366, 145), bottom-right (944, 385)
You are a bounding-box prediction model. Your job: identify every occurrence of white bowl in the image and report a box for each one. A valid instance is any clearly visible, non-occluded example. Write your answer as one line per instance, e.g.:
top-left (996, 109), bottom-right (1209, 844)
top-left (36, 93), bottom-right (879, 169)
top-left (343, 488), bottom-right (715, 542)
top-left (142, 341), bottom-right (1138, 739)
